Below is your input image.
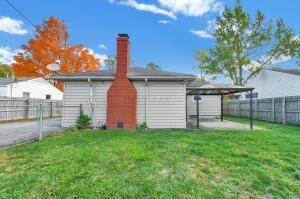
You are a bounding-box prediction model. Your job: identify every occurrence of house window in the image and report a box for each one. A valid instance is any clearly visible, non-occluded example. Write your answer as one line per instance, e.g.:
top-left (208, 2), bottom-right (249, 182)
top-left (46, 94), bottom-right (51, 100)
top-left (245, 92), bottom-right (258, 99)
top-left (23, 92), bottom-right (30, 98)
top-left (192, 95), bottom-right (203, 103)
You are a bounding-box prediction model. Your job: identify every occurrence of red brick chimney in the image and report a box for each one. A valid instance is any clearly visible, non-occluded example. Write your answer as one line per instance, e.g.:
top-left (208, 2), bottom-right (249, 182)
top-left (106, 34), bottom-right (137, 129)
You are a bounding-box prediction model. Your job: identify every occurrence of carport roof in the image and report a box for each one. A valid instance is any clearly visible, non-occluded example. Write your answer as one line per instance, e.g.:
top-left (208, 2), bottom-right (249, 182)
top-left (186, 80), bottom-right (254, 95)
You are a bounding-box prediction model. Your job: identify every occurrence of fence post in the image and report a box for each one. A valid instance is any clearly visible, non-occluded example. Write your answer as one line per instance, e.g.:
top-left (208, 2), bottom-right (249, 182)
top-left (255, 100), bottom-right (258, 119)
top-left (282, 97), bottom-right (286, 125)
top-left (238, 101), bottom-right (241, 117)
top-left (37, 103), bottom-right (43, 141)
top-left (50, 100), bottom-right (53, 118)
top-left (6, 100), bottom-right (9, 120)
top-left (25, 99), bottom-right (29, 119)
top-left (272, 98), bottom-right (275, 122)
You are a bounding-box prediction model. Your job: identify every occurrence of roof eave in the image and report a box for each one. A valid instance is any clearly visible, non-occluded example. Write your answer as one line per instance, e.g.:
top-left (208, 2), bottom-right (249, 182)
top-left (51, 76), bottom-right (196, 81)
top-left (128, 76), bottom-right (196, 81)
top-left (50, 76), bottom-right (115, 81)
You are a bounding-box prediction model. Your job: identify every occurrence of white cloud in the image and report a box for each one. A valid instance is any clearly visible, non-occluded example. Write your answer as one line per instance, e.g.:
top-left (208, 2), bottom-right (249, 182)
top-left (0, 47), bottom-right (18, 65)
top-left (98, 44), bottom-right (107, 50)
top-left (110, 0), bottom-right (176, 19)
top-left (158, 20), bottom-right (171, 24)
top-left (88, 48), bottom-right (108, 66)
top-left (190, 30), bottom-right (213, 39)
top-left (158, 0), bottom-right (223, 17)
top-left (272, 56), bottom-right (292, 64)
top-left (190, 19), bottom-right (217, 39)
top-left (0, 17), bottom-right (28, 35)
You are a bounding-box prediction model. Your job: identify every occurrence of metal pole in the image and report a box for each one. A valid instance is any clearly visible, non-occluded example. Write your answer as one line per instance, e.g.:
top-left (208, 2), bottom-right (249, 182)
top-left (50, 100), bottom-right (53, 118)
top-left (196, 91), bottom-right (199, 129)
top-left (186, 94), bottom-right (188, 123)
top-left (36, 105), bottom-right (40, 138)
top-left (38, 103), bottom-right (43, 140)
top-left (250, 90), bottom-right (253, 130)
top-left (221, 95), bottom-right (224, 122)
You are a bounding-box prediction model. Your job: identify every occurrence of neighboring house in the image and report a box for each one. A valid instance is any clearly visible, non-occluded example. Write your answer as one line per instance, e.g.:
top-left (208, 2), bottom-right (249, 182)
top-left (52, 34), bottom-right (197, 129)
top-left (230, 68), bottom-right (300, 100)
top-left (0, 77), bottom-right (63, 100)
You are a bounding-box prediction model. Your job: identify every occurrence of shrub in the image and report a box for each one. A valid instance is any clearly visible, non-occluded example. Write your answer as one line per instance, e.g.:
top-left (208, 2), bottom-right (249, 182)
top-left (76, 111), bottom-right (91, 129)
top-left (101, 123), bottom-right (107, 130)
top-left (138, 121), bottom-right (148, 130)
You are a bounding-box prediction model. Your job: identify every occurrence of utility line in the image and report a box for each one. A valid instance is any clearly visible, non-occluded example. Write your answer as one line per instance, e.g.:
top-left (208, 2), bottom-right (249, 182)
top-left (4, 0), bottom-right (37, 29)
top-left (0, 46), bottom-right (17, 55)
top-left (4, 0), bottom-right (54, 42)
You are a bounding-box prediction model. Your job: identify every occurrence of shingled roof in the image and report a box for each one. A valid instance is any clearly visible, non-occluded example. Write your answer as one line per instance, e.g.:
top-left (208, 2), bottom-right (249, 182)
top-left (0, 77), bottom-right (34, 86)
top-left (51, 67), bottom-right (196, 81)
top-left (187, 80), bottom-right (254, 95)
top-left (268, 68), bottom-right (300, 76)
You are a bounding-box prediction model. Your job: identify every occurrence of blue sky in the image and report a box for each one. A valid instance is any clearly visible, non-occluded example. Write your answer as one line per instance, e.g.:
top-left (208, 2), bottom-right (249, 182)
top-left (0, 0), bottom-right (299, 82)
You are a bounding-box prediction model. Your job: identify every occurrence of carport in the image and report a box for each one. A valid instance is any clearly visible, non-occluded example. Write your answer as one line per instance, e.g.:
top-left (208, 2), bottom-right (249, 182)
top-left (186, 82), bottom-right (255, 130)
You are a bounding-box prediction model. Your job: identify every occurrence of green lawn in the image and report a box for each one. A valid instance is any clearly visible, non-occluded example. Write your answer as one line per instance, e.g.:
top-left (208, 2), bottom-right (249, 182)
top-left (0, 118), bottom-right (299, 198)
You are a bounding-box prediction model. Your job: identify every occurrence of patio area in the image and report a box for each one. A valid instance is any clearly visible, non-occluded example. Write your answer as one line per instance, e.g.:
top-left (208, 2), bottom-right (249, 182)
top-left (187, 118), bottom-right (263, 130)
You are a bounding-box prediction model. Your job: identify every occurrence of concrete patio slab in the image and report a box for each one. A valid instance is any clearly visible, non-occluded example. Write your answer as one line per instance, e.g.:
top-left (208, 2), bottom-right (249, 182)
top-left (187, 119), bottom-right (263, 130)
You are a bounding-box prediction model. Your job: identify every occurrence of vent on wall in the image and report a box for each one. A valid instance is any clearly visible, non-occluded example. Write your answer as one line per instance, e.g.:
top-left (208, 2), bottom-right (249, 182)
top-left (117, 121), bottom-right (124, 129)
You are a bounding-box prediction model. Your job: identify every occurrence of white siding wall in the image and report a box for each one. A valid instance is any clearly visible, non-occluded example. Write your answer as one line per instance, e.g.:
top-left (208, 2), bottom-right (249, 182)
top-left (7, 78), bottom-right (63, 100)
top-left (147, 81), bottom-right (186, 129)
top-left (0, 86), bottom-right (7, 96)
top-left (63, 81), bottom-right (111, 128)
top-left (240, 70), bottom-right (300, 99)
top-left (63, 80), bottom-right (186, 129)
top-left (187, 95), bottom-right (221, 118)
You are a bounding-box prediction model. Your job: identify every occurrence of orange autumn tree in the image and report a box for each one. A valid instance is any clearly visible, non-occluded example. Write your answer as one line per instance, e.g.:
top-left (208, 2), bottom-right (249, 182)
top-left (12, 17), bottom-right (100, 90)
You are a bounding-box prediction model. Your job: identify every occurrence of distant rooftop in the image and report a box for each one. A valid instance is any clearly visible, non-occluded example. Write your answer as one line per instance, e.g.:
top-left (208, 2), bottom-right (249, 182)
top-left (0, 77), bottom-right (35, 86)
top-left (268, 68), bottom-right (300, 77)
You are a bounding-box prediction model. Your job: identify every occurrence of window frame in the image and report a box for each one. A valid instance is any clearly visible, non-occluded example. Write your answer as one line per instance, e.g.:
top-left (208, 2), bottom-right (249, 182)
top-left (46, 94), bottom-right (51, 100)
top-left (23, 92), bottom-right (30, 98)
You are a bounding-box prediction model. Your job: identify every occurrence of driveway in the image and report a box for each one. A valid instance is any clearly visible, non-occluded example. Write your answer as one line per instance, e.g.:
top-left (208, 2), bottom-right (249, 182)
top-left (0, 118), bottom-right (62, 149)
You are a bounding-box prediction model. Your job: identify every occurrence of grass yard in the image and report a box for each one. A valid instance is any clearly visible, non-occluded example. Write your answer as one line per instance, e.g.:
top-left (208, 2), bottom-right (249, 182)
top-left (0, 118), bottom-right (299, 198)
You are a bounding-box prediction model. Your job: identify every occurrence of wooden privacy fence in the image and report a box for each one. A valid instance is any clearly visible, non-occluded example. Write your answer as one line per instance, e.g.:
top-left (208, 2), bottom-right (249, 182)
top-left (223, 96), bottom-right (300, 125)
top-left (0, 96), bottom-right (62, 121)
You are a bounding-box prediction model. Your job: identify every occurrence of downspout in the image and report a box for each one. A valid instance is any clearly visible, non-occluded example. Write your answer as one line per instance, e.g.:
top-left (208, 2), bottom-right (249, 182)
top-left (183, 81), bottom-right (187, 129)
top-left (145, 78), bottom-right (149, 126)
top-left (88, 77), bottom-right (96, 128)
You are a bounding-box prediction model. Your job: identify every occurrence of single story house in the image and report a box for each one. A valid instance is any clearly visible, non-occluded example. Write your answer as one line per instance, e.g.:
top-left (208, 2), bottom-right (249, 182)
top-left (0, 77), bottom-right (63, 100)
top-left (52, 34), bottom-right (249, 129)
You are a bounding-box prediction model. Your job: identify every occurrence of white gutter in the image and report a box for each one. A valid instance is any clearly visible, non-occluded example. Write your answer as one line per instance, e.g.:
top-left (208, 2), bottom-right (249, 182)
top-left (51, 76), bottom-right (196, 81)
top-left (88, 77), bottom-right (96, 128)
top-left (128, 76), bottom-right (196, 81)
top-left (51, 76), bottom-right (115, 81)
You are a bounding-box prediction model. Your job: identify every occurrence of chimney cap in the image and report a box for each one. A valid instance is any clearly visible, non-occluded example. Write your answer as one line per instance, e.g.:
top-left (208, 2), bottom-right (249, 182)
top-left (118, 33), bottom-right (129, 38)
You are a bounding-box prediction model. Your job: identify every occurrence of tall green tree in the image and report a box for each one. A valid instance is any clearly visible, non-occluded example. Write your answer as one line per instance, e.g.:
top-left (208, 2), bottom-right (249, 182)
top-left (104, 56), bottom-right (116, 70)
top-left (0, 63), bottom-right (13, 77)
top-left (196, 0), bottom-right (300, 86)
top-left (146, 62), bottom-right (161, 70)
top-left (104, 56), bottom-right (136, 70)
top-left (194, 50), bottom-right (208, 81)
